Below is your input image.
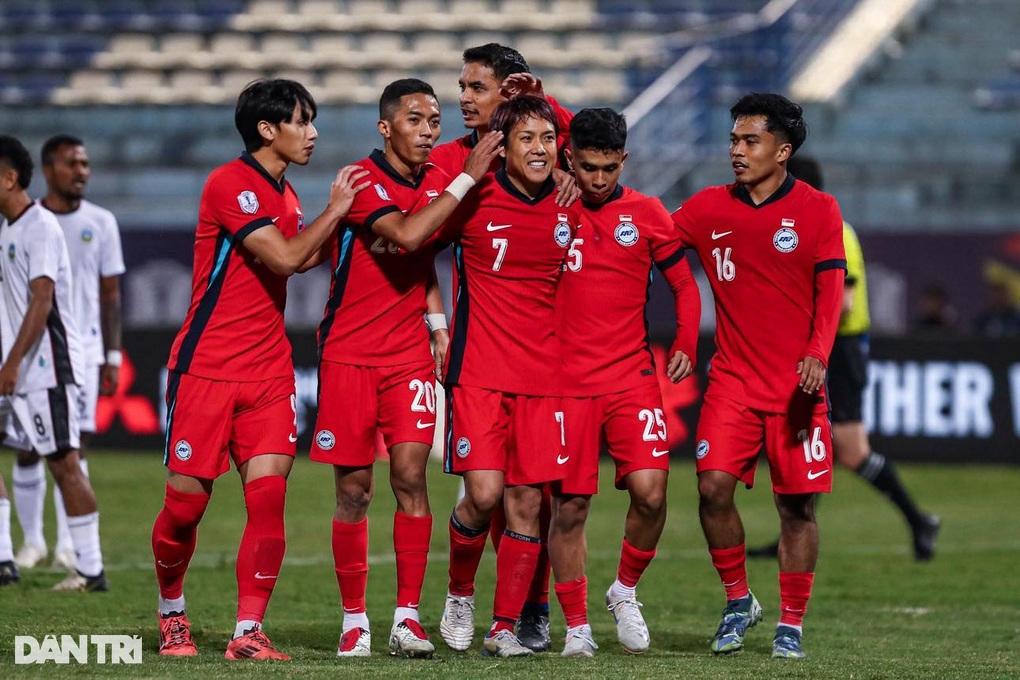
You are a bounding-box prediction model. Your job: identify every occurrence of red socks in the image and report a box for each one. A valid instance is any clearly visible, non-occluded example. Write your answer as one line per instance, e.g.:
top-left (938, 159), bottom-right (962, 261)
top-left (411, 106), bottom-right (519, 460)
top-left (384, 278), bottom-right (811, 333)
top-left (236, 475), bottom-right (287, 623)
top-left (554, 576), bottom-right (588, 628)
top-left (491, 531), bottom-right (541, 628)
top-left (152, 483), bottom-right (210, 600)
top-left (618, 537), bottom-right (656, 588)
top-left (779, 571), bottom-right (814, 628)
top-left (394, 512), bottom-right (432, 608)
top-left (448, 512), bottom-right (488, 597)
top-left (709, 543), bottom-right (749, 601)
top-left (332, 517), bottom-right (369, 613)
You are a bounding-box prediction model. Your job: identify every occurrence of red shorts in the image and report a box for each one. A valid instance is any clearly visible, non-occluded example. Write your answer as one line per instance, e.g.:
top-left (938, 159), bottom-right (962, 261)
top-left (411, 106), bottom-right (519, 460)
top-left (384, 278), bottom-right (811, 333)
top-left (310, 360), bottom-right (437, 466)
top-left (443, 384), bottom-right (566, 486)
top-left (695, 390), bottom-right (833, 494)
top-left (164, 371), bottom-right (296, 479)
top-left (559, 381), bottom-right (670, 495)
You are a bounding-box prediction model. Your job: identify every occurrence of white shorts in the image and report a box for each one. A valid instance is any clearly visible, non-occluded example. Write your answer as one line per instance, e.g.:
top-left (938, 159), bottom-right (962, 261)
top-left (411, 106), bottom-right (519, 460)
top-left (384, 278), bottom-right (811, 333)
top-left (77, 364), bottom-right (101, 433)
top-left (1, 385), bottom-right (81, 455)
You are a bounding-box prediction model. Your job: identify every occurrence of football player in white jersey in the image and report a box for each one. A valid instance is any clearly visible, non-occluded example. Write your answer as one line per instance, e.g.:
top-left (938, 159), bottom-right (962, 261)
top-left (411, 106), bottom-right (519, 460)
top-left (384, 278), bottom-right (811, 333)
top-left (0, 135), bottom-right (107, 591)
top-left (10, 135), bottom-right (124, 573)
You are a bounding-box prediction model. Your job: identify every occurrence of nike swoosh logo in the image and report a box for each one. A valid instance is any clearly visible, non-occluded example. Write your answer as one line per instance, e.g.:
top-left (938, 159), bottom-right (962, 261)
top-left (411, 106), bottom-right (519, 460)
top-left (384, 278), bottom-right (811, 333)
top-left (288, 433), bottom-right (298, 442)
top-left (651, 448), bottom-right (669, 457)
top-left (157, 560), bottom-right (183, 569)
top-left (416, 420), bottom-right (435, 429)
top-left (711, 230), bottom-right (732, 240)
top-left (486, 222), bottom-right (512, 232)
top-left (807, 469), bottom-right (829, 480)
top-left (557, 454), bottom-right (569, 465)
top-left (254, 572), bottom-right (278, 580)
top-left (271, 217), bottom-right (279, 223)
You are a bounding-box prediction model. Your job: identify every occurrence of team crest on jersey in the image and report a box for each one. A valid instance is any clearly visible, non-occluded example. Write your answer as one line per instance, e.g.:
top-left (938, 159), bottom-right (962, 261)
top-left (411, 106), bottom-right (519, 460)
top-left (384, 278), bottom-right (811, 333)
top-left (316, 430), bottom-right (336, 451)
top-left (426, 189), bottom-right (440, 204)
top-left (296, 207), bottom-right (305, 232)
top-left (174, 440), bottom-right (192, 461)
top-left (80, 229), bottom-right (94, 243)
top-left (615, 221), bottom-right (639, 246)
top-left (374, 183), bottom-right (392, 202)
top-left (554, 221), bottom-right (572, 248)
top-left (456, 437), bottom-right (471, 458)
top-left (237, 190), bottom-right (259, 214)
top-left (6, 244), bottom-right (14, 260)
top-left (696, 439), bottom-right (710, 459)
top-left (773, 227), bottom-right (798, 253)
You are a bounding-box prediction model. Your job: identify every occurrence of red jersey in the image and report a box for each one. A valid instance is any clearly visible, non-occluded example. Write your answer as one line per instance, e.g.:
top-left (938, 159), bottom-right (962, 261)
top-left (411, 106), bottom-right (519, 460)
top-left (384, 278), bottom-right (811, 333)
top-left (558, 185), bottom-right (699, 396)
top-left (671, 175), bottom-right (846, 411)
top-left (442, 169), bottom-right (575, 396)
top-left (429, 95), bottom-right (574, 177)
top-left (317, 150), bottom-right (450, 366)
top-left (168, 153), bottom-right (303, 381)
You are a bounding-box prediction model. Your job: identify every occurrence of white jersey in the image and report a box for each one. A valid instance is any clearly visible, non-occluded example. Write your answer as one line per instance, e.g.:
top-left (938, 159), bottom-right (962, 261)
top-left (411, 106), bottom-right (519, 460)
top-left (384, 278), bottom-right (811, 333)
top-left (48, 199), bottom-right (125, 366)
top-left (0, 203), bottom-right (85, 392)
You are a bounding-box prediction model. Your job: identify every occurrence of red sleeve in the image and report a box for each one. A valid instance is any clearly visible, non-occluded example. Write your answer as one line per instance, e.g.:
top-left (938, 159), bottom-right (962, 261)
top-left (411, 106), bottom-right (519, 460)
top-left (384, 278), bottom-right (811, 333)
top-left (661, 256), bottom-right (701, 365)
top-left (805, 195), bottom-right (847, 364)
top-left (205, 169), bottom-right (276, 241)
top-left (669, 201), bottom-right (697, 248)
top-left (349, 175), bottom-right (401, 231)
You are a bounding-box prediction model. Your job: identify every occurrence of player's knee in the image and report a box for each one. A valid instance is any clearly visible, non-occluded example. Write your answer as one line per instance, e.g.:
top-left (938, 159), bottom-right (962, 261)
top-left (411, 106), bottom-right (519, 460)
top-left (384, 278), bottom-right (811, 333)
top-left (697, 473), bottom-right (735, 509)
top-left (776, 494), bottom-right (816, 524)
top-left (631, 489), bottom-right (666, 521)
top-left (163, 486), bottom-right (210, 527)
top-left (554, 496), bottom-right (590, 532)
top-left (337, 485), bottom-right (373, 514)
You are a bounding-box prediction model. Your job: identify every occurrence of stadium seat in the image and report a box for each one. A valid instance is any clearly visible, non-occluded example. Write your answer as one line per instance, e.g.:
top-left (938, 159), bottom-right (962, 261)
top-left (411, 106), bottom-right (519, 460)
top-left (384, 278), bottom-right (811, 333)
top-left (207, 33), bottom-right (257, 69)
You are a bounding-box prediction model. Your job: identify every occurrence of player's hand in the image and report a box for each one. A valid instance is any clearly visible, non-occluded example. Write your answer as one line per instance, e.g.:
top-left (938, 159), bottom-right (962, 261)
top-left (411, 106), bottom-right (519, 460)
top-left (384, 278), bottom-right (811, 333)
top-left (666, 350), bottom-right (694, 383)
top-left (463, 130), bottom-right (503, 182)
top-left (0, 363), bottom-right (18, 396)
top-left (431, 328), bottom-right (450, 383)
top-left (797, 355), bottom-right (826, 393)
top-left (100, 364), bottom-right (120, 396)
top-left (552, 168), bottom-right (580, 207)
top-left (329, 165), bottom-right (372, 216)
top-left (500, 73), bottom-right (545, 99)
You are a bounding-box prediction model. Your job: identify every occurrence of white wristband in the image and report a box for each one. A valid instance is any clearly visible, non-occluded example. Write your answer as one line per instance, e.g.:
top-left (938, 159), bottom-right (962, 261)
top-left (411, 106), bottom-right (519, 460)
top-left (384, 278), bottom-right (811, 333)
top-left (444, 172), bottom-right (476, 202)
top-left (105, 349), bottom-right (123, 367)
top-left (425, 313), bottom-right (448, 332)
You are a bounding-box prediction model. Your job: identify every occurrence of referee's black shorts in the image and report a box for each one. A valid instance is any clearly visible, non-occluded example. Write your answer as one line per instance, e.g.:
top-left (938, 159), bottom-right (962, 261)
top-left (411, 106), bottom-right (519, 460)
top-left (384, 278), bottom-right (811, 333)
top-left (827, 334), bottom-right (868, 424)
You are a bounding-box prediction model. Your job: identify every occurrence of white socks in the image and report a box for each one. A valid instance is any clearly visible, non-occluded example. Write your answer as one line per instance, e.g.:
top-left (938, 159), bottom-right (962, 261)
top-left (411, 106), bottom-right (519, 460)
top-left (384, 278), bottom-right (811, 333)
top-left (159, 595), bottom-right (186, 617)
top-left (67, 511), bottom-right (103, 577)
top-left (608, 578), bottom-right (637, 602)
top-left (12, 461), bottom-right (45, 547)
top-left (0, 498), bottom-right (13, 562)
top-left (343, 612), bottom-right (370, 633)
top-left (394, 606), bottom-right (419, 626)
top-left (234, 620), bottom-right (260, 639)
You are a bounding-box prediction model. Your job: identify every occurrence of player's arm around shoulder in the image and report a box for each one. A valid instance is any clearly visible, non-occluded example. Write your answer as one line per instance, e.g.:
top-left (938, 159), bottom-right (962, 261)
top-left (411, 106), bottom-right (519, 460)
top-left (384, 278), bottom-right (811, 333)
top-left (243, 165), bottom-right (371, 276)
top-left (371, 131), bottom-right (503, 252)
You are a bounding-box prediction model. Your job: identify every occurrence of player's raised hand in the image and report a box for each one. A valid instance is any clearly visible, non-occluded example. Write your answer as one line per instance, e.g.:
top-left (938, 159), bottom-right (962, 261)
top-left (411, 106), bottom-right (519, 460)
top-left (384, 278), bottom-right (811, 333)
top-left (431, 328), bottom-right (450, 383)
top-left (552, 168), bottom-right (581, 207)
top-left (666, 350), bottom-right (694, 383)
top-left (500, 73), bottom-right (545, 99)
top-left (463, 130), bottom-right (503, 181)
top-left (328, 164), bottom-right (371, 215)
top-left (797, 355), bottom-right (826, 393)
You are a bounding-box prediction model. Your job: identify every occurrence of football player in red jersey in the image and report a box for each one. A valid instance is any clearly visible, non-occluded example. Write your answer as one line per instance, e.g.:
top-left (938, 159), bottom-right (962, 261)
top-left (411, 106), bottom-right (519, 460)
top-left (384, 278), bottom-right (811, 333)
top-left (430, 42), bottom-right (578, 652)
top-left (549, 108), bottom-right (701, 657)
top-left (671, 93), bottom-right (846, 660)
top-left (436, 96), bottom-right (574, 658)
top-left (304, 78), bottom-right (499, 660)
top-left (153, 79), bottom-right (371, 660)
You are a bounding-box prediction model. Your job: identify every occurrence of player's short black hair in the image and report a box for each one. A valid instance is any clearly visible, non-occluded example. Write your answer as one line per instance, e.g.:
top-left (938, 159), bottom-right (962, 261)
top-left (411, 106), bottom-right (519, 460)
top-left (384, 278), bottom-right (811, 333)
top-left (41, 134), bottom-right (85, 167)
top-left (787, 154), bottom-right (823, 191)
top-left (730, 92), bottom-right (807, 154)
top-left (235, 79), bottom-right (317, 153)
top-left (0, 135), bottom-right (33, 189)
top-left (462, 43), bottom-right (531, 82)
top-left (379, 78), bottom-right (437, 121)
top-left (490, 95), bottom-right (559, 141)
top-left (570, 108), bottom-right (627, 153)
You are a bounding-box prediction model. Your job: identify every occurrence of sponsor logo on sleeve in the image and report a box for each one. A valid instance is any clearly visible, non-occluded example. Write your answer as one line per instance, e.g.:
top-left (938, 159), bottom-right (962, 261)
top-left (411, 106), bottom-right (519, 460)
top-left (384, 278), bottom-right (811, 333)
top-left (237, 190), bottom-right (259, 214)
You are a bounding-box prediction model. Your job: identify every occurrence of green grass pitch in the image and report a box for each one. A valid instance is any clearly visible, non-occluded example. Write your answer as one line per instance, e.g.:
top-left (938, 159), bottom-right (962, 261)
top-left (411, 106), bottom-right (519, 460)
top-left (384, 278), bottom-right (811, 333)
top-left (0, 449), bottom-right (1017, 678)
